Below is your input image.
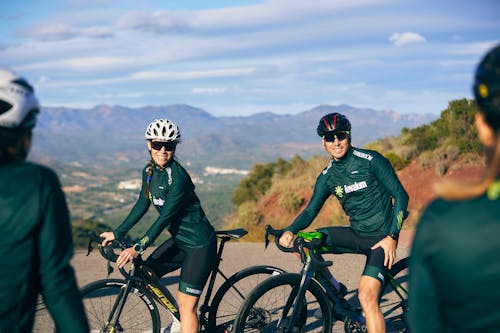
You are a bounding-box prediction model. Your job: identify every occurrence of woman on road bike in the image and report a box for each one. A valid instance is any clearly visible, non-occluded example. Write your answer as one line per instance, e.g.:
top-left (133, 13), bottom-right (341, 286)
top-left (409, 44), bottom-right (500, 332)
top-left (101, 118), bottom-right (216, 333)
top-left (0, 68), bottom-right (89, 332)
top-left (279, 112), bottom-right (409, 333)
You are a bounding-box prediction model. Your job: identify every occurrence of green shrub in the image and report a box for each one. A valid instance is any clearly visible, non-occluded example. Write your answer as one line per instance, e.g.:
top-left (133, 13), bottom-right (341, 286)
top-left (384, 152), bottom-right (410, 170)
top-left (279, 192), bottom-right (304, 213)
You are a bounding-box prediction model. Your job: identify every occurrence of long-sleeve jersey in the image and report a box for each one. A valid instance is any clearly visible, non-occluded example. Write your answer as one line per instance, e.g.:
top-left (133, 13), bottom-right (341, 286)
top-left (0, 159), bottom-right (88, 333)
top-left (114, 159), bottom-right (215, 249)
top-left (409, 180), bottom-right (500, 332)
top-left (287, 146), bottom-right (408, 236)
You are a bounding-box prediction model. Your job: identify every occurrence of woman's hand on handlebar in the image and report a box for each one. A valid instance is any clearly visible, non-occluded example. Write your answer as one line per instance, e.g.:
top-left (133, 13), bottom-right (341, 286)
top-left (116, 247), bottom-right (139, 268)
top-left (99, 231), bottom-right (115, 247)
top-left (279, 231), bottom-right (294, 248)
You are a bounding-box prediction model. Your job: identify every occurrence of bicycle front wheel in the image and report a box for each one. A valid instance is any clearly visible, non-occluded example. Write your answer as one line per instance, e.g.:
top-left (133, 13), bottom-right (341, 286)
top-left (208, 265), bottom-right (285, 331)
top-left (233, 273), bottom-right (332, 333)
top-left (81, 278), bottom-right (161, 333)
top-left (380, 257), bottom-right (409, 332)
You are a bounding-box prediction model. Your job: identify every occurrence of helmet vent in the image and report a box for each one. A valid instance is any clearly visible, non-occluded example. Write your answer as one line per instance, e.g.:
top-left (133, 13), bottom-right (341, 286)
top-left (0, 100), bottom-right (13, 115)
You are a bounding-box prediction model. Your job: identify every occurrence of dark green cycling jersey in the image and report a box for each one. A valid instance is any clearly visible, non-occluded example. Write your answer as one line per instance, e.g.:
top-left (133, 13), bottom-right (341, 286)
top-left (409, 181), bottom-right (500, 332)
top-left (114, 159), bottom-right (215, 249)
top-left (287, 146), bottom-right (408, 237)
top-left (0, 159), bottom-right (88, 333)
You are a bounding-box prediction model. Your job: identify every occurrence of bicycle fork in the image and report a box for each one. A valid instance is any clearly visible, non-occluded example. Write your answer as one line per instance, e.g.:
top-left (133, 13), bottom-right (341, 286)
top-left (104, 281), bottom-right (134, 332)
top-left (277, 260), bottom-right (314, 332)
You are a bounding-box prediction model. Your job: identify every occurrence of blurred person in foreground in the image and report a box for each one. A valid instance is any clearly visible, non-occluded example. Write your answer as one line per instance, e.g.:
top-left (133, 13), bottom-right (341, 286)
top-left (0, 68), bottom-right (89, 332)
top-left (409, 44), bottom-right (500, 332)
top-left (279, 112), bottom-right (409, 333)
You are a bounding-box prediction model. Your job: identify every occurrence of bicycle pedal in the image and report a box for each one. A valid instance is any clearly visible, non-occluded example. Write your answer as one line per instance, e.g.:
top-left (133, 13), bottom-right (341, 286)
top-left (222, 322), bottom-right (233, 333)
top-left (343, 317), bottom-right (367, 333)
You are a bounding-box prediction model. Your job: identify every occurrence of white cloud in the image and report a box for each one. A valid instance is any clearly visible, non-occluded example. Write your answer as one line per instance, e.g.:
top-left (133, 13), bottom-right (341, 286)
top-left (389, 32), bottom-right (426, 47)
top-left (191, 87), bottom-right (227, 94)
top-left (19, 56), bottom-right (132, 71)
top-left (117, 0), bottom-right (388, 35)
top-left (131, 67), bottom-right (256, 81)
top-left (16, 22), bottom-right (114, 41)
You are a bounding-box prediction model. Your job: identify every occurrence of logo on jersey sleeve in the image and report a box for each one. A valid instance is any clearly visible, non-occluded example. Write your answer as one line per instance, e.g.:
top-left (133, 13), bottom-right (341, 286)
top-left (152, 196), bottom-right (165, 206)
top-left (166, 167), bottom-right (173, 186)
top-left (353, 150), bottom-right (373, 161)
top-left (322, 159), bottom-right (333, 175)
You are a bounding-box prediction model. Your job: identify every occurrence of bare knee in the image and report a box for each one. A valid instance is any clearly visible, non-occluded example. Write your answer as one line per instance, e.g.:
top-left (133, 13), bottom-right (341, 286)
top-left (358, 286), bottom-right (378, 308)
top-left (358, 277), bottom-right (381, 310)
top-left (177, 293), bottom-right (198, 316)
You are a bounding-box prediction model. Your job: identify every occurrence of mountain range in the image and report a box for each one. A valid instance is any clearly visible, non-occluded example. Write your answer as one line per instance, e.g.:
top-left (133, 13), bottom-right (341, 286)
top-left (32, 104), bottom-right (437, 173)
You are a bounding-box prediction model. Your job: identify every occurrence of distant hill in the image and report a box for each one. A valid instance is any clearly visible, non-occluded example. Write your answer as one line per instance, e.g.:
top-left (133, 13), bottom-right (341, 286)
top-left (32, 103), bottom-right (436, 173)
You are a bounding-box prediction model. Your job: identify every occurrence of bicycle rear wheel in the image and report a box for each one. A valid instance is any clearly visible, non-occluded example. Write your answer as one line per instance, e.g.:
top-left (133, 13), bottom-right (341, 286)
top-left (81, 278), bottom-right (161, 333)
top-left (379, 257), bottom-right (409, 332)
top-left (233, 273), bottom-right (332, 333)
top-left (208, 265), bottom-right (285, 332)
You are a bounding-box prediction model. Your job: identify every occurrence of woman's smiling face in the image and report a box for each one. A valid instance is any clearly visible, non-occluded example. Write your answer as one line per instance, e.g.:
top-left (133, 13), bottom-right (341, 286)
top-left (147, 140), bottom-right (176, 167)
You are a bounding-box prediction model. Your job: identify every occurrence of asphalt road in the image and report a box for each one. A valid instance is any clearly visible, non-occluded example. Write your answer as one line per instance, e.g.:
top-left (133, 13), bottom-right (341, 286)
top-left (35, 230), bottom-right (412, 332)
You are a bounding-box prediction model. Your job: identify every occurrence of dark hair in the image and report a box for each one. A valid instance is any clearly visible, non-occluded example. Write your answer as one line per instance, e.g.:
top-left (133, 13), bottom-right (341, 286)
top-left (0, 128), bottom-right (31, 163)
top-left (144, 159), bottom-right (154, 199)
top-left (473, 44), bottom-right (500, 131)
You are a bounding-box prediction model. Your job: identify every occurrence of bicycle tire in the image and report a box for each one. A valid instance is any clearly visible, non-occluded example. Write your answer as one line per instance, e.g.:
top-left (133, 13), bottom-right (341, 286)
top-left (81, 278), bottom-right (161, 333)
top-left (233, 273), bottom-right (333, 333)
top-left (208, 265), bottom-right (285, 332)
top-left (379, 257), bottom-right (409, 333)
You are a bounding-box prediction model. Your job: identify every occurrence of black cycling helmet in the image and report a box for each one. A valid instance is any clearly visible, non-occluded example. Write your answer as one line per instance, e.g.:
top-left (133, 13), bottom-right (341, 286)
top-left (473, 44), bottom-right (500, 131)
top-left (0, 67), bottom-right (39, 131)
top-left (317, 112), bottom-right (351, 137)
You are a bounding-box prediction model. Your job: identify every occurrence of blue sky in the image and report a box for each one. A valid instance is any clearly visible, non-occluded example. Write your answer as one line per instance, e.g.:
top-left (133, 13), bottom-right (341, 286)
top-left (1, 0), bottom-right (499, 116)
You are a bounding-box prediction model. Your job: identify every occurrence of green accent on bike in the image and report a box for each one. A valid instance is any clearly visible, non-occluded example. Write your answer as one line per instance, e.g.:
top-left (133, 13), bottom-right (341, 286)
top-left (296, 231), bottom-right (330, 252)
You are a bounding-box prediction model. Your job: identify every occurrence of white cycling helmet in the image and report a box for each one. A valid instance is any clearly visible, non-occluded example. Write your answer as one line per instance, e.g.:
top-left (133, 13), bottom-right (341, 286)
top-left (145, 119), bottom-right (181, 142)
top-left (0, 67), bottom-right (39, 129)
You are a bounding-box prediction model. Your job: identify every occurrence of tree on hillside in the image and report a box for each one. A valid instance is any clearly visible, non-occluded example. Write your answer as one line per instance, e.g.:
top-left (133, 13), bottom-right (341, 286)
top-left (232, 158), bottom-right (294, 205)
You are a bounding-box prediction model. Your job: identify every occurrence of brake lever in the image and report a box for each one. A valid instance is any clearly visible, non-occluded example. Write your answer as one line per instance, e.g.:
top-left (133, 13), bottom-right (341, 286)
top-left (264, 229), bottom-right (270, 249)
top-left (86, 239), bottom-right (94, 256)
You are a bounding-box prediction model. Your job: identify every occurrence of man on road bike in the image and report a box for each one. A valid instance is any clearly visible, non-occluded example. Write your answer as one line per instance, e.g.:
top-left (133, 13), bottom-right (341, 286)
top-left (279, 112), bottom-right (409, 333)
top-left (0, 67), bottom-right (89, 332)
top-left (100, 118), bottom-right (217, 333)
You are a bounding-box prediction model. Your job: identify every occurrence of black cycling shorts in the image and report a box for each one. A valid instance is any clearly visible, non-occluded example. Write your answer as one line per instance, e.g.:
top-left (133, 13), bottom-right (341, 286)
top-left (317, 226), bottom-right (387, 283)
top-left (144, 236), bottom-right (217, 296)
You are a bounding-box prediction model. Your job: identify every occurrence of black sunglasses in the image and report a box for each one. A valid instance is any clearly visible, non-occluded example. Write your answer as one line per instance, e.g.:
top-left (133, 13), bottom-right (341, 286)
top-left (324, 131), bottom-right (349, 142)
top-left (150, 141), bottom-right (177, 151)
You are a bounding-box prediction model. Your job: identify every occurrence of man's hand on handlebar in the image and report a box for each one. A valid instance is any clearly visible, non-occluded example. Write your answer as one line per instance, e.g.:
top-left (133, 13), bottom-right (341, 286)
top-left (279, 231), bottom-right (294, 248)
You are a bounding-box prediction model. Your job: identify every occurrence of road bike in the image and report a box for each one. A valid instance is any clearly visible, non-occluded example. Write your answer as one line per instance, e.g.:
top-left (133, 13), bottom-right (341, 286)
top-left (35, 228), bottom-right (285, 333)
top-left (232, 225), bottom-right (409, 333)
